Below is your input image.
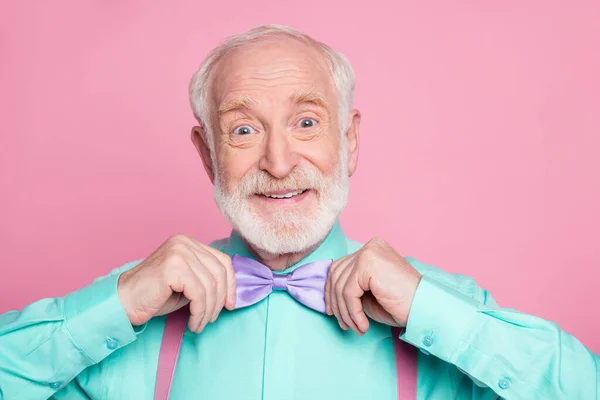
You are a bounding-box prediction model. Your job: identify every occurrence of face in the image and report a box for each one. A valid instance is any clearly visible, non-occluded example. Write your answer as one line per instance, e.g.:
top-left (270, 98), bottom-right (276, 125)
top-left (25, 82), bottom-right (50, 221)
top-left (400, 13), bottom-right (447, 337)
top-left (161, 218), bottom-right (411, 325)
top-left (192, 38), bottom-right (360, 256)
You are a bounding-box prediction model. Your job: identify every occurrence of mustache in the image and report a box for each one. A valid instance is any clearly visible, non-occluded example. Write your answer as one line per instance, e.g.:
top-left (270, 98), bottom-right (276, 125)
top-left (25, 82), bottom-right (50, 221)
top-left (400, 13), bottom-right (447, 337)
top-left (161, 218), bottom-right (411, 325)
top-left (235, 166), bottom-right (326, 196)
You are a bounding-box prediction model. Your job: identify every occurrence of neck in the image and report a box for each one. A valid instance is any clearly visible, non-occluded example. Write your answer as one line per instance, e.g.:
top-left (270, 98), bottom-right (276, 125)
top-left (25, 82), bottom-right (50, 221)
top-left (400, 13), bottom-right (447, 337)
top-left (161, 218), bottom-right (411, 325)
top-left (243, 238), bottom-right (325, 271)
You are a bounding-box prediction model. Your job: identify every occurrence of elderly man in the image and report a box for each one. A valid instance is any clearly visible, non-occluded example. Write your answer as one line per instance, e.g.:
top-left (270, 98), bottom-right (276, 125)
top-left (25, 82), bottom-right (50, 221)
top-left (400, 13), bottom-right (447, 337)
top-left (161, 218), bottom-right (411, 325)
top-left (0, 25), bottom-right (598, 400)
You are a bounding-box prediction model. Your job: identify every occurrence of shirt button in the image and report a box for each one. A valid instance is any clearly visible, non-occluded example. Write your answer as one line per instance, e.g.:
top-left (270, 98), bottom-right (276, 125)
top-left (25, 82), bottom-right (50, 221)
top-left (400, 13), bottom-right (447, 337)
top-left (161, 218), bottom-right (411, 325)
top-left (49, 382), bottom-right (61, 389)
top-left (498, 378), bottom-right (511, 390)
top-left (106, 338), bottom-right (119, 350)
top-left (422, 335), bottom-right (434, 347)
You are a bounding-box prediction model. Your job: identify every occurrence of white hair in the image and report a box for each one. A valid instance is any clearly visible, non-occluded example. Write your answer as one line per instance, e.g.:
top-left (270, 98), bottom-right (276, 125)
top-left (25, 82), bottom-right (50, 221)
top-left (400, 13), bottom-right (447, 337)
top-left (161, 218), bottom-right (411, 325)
top-left (188, 24), bottom-right (356, 153)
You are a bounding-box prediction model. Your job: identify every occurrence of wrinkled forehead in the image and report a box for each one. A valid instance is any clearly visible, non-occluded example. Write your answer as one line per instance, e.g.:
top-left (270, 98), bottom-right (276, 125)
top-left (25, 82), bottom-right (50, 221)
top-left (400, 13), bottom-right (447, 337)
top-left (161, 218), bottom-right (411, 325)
top-left (209, 38), bottom-right (337, 110)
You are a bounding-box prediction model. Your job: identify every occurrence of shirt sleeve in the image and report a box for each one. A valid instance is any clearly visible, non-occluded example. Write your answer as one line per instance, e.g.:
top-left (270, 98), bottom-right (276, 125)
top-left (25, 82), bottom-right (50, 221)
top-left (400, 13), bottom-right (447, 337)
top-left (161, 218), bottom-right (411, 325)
top-left (0, 260), bottom-right (144, 400)
top-left (400, 268), bottom-right (599, 400)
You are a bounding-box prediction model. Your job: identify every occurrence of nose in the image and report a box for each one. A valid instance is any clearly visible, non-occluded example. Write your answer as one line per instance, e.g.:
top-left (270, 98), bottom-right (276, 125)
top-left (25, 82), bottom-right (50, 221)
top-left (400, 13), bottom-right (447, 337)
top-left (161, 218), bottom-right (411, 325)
top-left (258, 129), bottom-right (300, 179)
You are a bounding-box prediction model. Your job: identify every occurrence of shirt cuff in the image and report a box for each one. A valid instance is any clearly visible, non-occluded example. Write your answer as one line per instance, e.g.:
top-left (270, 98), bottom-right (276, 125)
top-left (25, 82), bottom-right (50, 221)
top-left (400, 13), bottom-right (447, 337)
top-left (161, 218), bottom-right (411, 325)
top-left (62, 272), bottom-right (139, 364)
top-left (399, 275), bottom-right (480, 363)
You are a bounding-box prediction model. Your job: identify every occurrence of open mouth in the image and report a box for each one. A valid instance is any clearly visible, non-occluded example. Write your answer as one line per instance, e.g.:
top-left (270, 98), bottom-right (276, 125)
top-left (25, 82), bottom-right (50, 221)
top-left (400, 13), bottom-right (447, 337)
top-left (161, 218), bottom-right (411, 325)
top-left (260, 189), bottom-right (308, 199)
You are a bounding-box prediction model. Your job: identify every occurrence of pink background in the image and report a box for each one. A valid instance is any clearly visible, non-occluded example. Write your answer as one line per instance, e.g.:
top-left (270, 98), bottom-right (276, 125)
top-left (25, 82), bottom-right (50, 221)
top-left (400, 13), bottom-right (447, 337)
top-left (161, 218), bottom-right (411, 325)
top-left (1, 2), bottom-right (599, 352)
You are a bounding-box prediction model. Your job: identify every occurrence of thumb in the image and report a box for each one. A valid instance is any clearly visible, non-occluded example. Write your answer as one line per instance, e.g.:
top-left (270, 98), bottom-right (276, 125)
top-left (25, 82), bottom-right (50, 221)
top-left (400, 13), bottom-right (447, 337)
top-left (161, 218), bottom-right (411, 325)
top-left (362, 293), bottom-right (399, 327)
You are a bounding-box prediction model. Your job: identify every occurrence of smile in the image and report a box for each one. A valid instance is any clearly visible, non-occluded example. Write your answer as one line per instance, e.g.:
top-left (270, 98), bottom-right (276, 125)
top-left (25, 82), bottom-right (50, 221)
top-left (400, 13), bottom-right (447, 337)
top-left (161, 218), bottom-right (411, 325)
top-left (261, 189), bottom-right (308, 199)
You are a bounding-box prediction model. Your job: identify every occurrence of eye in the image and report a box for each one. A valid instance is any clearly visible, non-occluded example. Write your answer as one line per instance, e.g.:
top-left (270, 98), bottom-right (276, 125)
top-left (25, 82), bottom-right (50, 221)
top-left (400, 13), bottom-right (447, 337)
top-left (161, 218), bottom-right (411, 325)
top-left (233, 125), bottom-right (256, 135)
top-left (297, 118), bottom-right (317, 129)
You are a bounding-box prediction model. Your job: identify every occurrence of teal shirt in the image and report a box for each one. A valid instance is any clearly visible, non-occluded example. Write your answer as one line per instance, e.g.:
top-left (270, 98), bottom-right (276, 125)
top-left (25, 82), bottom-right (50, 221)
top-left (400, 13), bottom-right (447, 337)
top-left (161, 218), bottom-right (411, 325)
top-left (1, 222), bottom-right (598, 399)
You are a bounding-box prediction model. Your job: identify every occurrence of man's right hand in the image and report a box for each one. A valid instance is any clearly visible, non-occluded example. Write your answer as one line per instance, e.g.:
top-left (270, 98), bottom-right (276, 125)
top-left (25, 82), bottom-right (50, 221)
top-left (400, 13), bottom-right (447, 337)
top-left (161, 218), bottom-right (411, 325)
top-left (117, 234), bottom-right (236, 333)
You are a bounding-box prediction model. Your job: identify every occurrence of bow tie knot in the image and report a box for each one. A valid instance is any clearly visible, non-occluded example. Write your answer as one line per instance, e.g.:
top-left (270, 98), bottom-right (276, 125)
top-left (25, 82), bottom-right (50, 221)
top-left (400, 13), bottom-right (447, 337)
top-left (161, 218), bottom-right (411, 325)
top-left (232, 254), bottom-right (332, 314)
top-left (272, 274), bottom-right (289, 291)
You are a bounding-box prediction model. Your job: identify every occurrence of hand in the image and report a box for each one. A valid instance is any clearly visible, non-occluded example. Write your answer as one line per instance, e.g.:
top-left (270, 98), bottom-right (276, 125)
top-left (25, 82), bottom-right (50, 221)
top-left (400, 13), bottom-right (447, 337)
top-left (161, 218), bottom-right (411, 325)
top-left (325, 238), bottom-right (422, 335)
top-left (117, 234), bottom-right (236, 333)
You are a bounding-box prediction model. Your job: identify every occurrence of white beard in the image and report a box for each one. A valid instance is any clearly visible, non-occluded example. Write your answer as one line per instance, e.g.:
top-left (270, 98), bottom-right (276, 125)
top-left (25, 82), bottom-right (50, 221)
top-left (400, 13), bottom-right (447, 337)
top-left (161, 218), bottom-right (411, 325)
top-left (213, 139), bottom-right (350, 256)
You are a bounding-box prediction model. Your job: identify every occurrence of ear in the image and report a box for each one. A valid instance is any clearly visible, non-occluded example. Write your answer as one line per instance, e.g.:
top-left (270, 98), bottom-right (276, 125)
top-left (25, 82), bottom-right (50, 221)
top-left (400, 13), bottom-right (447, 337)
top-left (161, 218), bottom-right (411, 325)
top-left (345, 109), bottom-right (361, 177)
top-left (191, 125), bottom-right (216, 184)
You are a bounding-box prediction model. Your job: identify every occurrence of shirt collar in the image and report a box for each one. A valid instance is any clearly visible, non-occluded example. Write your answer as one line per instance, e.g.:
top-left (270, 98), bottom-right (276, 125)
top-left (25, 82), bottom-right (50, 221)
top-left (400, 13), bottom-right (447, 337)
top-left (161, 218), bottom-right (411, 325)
top-left (221, 220), bottom-right (348, 274)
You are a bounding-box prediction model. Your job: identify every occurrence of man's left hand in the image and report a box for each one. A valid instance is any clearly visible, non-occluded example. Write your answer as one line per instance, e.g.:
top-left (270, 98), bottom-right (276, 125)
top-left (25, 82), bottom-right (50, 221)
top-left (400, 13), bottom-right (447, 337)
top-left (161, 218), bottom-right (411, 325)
top-left (325, 238), bottom-right (422, 334)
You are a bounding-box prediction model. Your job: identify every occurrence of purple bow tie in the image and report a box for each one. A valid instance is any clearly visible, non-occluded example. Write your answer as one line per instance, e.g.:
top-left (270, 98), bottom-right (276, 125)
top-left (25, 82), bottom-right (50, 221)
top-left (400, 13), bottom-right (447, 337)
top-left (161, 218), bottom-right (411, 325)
top-left (232, 254), bottom-right (332, 314)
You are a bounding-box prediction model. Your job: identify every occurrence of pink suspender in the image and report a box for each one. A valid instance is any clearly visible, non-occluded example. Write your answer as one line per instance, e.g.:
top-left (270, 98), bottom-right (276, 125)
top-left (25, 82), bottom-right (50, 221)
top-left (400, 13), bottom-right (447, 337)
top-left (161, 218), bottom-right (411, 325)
top-left (154, 308), bottom-right (189, 400)
top-left (154, 308), bottom-right (417, 400)
top-left (392, 326), bottom-right (418, 400)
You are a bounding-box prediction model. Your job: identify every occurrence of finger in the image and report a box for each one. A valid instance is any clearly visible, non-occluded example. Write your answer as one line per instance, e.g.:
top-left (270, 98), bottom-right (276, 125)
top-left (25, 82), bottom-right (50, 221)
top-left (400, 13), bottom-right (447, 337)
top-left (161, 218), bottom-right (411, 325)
top-left (220, 255), bottom-right (236, 310)
top-left (343, 271), bottom-right (370, 333)
top-left (327, 259), bottom-right (343, 326)
top-left (194, 268), bottom-right (217, 333)
top-left (204, 256), bottom-right (227, 322)
top-left (205, 248), bottom-right (236, 310)
top-left (175, 262), bottom-right (206, 332)
top-left (198, 252), bottom-right (227, 322)
top-left (191, 283), bottom-right (209, 333)
top-left (330, 259), bottom-right (352, 331)
top-left (182, 243), bottom-right (228, 322)
top-left (335, 266), bottom-right (361, 334)
top-left (177, 247), bottom-right (217, 334)
top-left (325, 260), bottom-right (338, 316)
top-left (328, 255), bottom-right (356, 322)
top-left (183, 237), bottom-right (236, 310)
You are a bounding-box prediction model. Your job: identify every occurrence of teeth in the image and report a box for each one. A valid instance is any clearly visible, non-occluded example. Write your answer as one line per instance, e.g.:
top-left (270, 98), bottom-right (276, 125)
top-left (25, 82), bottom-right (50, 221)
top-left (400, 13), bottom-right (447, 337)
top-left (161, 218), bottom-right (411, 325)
top-left (263, 189), bottom-right (306, 199)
